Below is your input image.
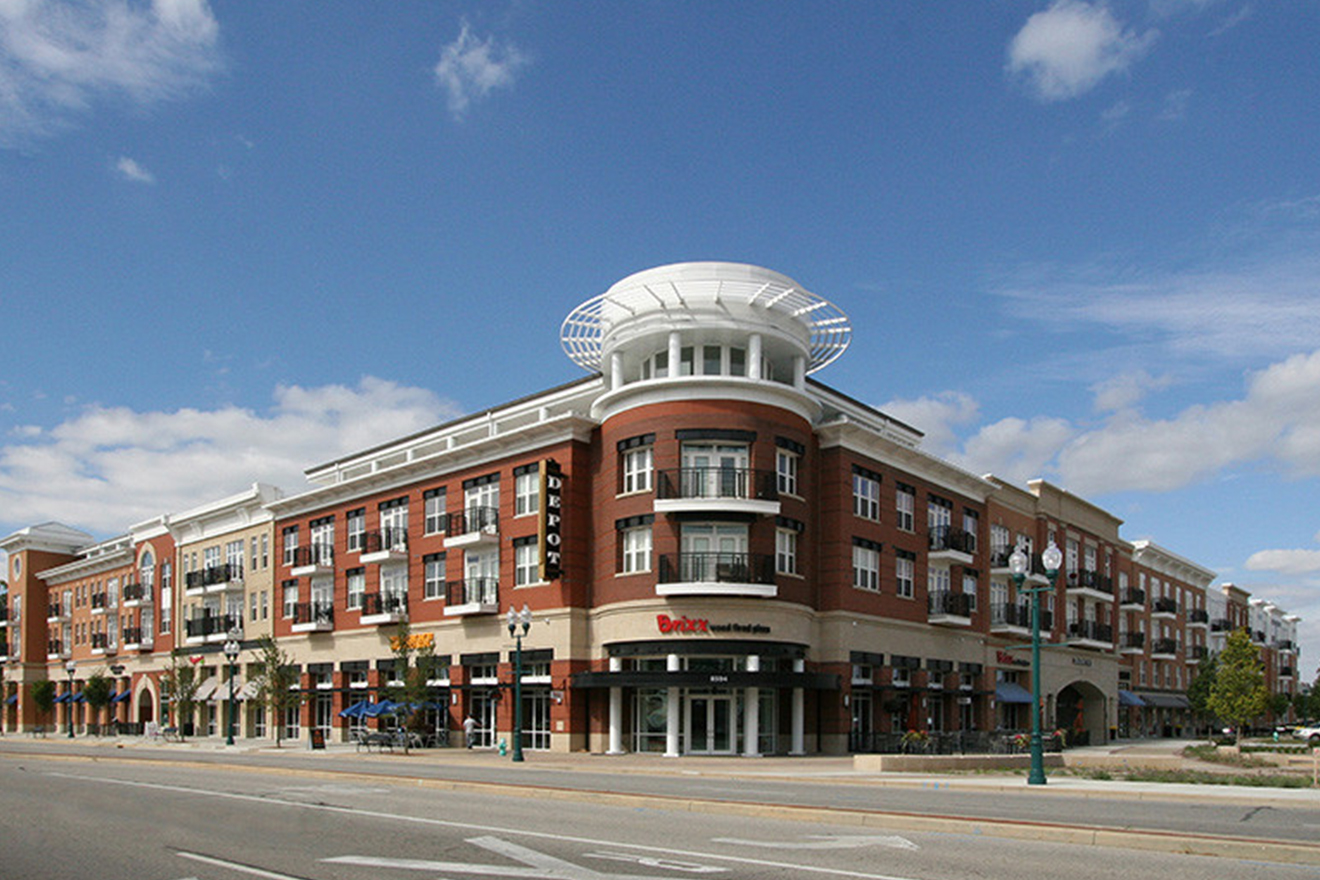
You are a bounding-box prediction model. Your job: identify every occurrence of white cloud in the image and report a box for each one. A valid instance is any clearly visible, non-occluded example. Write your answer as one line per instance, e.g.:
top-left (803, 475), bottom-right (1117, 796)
top-left (1244, 549), bottom-right (1320, 576)
top-left (1006, 0), bottom-right (1158, 101)
top-left (1158, 88), bottom-right (1192, 121)
top-left (114, 154), bottom-right (154, 183)
top-left (955, 416), bottom-right (1076, 486)
top-left (1090, 370), bottom-right (1174, 412)
top-left (0, 377), bottom-right (463, 535)
top-left (878, 391), bottom-right (980, 456)
top-left (0, 0), bottom-right (221, 147)
top-left (433, 19), bottom-right (528, 119)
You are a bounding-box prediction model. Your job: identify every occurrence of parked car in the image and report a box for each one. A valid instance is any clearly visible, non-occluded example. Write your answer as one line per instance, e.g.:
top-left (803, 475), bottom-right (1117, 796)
top-left (1295, 724), bottom-right (1320, 746)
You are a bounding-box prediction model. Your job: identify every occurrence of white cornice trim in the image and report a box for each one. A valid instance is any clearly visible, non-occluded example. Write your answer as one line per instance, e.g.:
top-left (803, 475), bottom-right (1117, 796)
top-left (816, 419), bottom-right (996, 500)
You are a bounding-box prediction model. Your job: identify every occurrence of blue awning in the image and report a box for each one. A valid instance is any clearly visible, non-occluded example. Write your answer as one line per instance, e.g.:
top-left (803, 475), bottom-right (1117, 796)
top-left (339, 700), bottom-right (370, 718)
top-left (53, 693), bottom-right (70, 704)
top-left (73, 693), bottom-right (86, 703)
top-left (112, 690), bottom-right (132, 703)
top-left (995, 682), bottom-right (1035, 704)
top-left (4, 694), bottom-right (17, 705)
top-left (1118, 689), bottom-right (1146, 707)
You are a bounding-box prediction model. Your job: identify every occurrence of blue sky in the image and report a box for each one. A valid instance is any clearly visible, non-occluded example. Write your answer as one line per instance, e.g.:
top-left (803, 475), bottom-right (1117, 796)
top-left (1, 1), bottom-right (1318, 673)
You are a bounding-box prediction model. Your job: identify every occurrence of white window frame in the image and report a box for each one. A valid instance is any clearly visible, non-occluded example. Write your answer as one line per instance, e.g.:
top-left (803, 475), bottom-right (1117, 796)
top-left (282, 529), bottom-right (298, 566)
top-left (775, 528), bottom-right (798, 575)
top-left (620, 526), bottom-right (652, 574)
top-left (424, 556), bottom-right (447, 600)
top-left (896, 488), bottom-right (915, 531)
top-left (514, 542), bottom-right (539, 586)
top-left (346, 510), bottom-right (365, 552)
top-left (621, 446), bottom-right (653, 494)
top-left (282, 582), bottom-right (298, 618)
top-left (424, 491), bottom-right (447, 534)
top-left (515, 471), bottom-right (540, 517)
top-left (895, 553), bottom-right (914, 598)
top-left (962, 571), bottom-right (978, 612)
top-left (777, 450), bottom-right (799, 497)
top-left (853, 472), bottom-right (880, 520)
top-left (380, 563), bottom-right (408, 600)
top-left (346, 569), bottom-right (365, 610)
top-left (852, 545), bottom-right (880, 592)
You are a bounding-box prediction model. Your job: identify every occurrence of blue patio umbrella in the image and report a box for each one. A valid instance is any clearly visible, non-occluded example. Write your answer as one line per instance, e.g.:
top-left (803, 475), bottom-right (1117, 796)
top-left (338, 700), bottom-right (370, 718)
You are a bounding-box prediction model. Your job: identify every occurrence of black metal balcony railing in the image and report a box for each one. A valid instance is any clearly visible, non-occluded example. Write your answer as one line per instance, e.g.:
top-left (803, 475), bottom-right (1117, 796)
top-left (928, 590), bottom-right (974, 618)
top-left (657, 552), bottom-right (776, 586)
top-left (90, 592), bottom-right (108, 610)
top-left (361, 591), bottom-right (407, 617)
top-left (1068, 620), bottom-right (1113, 644)
top-left (655, 467), bottom-right (779, 502)
top-left (1275, 639), bottom-right (1296, 652)
top-left (292, 601), bottom-right (334, 626)
top-left (1188, 608), bottom-right (1209, 624)
top-left (362, 527), bottom-right (409, 554)
top-left (1121, 631), bottom-right (1146, 650)
top-left (47, 639), bottom-right (64, 655)
top-left (445, 577), bottom-right (499, 607)
top-left (1120, 588), bottom-right (1146, 606)
top-left (1210, 618), bottom-right (1233, 632)
top-left (1151, 638), bottom-right (1179, 655)
top-left (1189, 645), bottom-right (1208, 661)
top-left (990, 602), bottom-right (1031, 628)
top-left (1153, 597), bottom-right (1178, 615)
top-left (122, 626), bottom-right (148, 645)
top-left (1280, 665), bottom-right (1295, 677)
top-left (292, 544), bottom-right (334, 568)
top-left (1252, 629), bottom-right (1266, 643)
top-left (185, 563), bottom-right (242, 590)
top-left (122, 582), bottom-right (148, 602)
top-left (184, 613), bottom-right (240, 639)
top-left (1066, 569), bottom-right (1114, 595)
top-left (442, 507), bottom-right (499, 536)
top-left (928, 525), bottom-right (976, 555)
top-left (91, 632), bottom-right (109, 650)
top-left (47, 601), bottom-right (64, 618)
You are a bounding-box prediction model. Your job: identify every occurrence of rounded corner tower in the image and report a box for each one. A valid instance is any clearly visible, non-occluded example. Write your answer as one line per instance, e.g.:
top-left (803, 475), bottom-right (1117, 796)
top-left (561, 261), bottom-right (851, 423)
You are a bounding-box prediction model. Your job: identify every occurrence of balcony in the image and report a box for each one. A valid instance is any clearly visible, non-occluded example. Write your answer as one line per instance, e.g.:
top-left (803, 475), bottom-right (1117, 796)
top-left (927, 525), bottom-right (975, 565)
top-left (1151, 597), bottom-right (1178, 619)
top-left (291, 544), bottom-right (335, 577)
top-left (90, 632), bottom-right (115, 656)
top-left (90, 592), bottom-right (108, 614)
top-left (122, 582), bottom-right (151, 608)
top-left (0, 605), bottom-right (9, 626)
top-left (990, 602), bottom-right (1031, 636)
top-left (927, 590), bottom-right (973, 626)
top-left (1280, 665), bottom-right (1295, 678)
top-left (1120, 631), bottom-right (1145, 654)
top-left (1275, 639), bottom-right (1297, 653)
top-left (1151, 637), bottom-right (1179, 659)
top-left (443, 578), bottom-right (499, 617)
top-left (442, 508), bottom-right (500, 550)
top-left (185, 563), bottom-right (244, 596)
top-left (122, 626), bottom-right (154, 651)
top-left (360, 528), bottom-right (409, 564)
top-left (1186, 608), bottom-right (1209, 629)
top-left (656, 552), bottom-right (777, 598)
top-left (1066, 619), bottom-right (1113, 650)
top-left (359, 591), bottom-right (407, 625)
top-left (290, 601), bottom-right (334, 633)
top-left (1065, 569), bottom-right (1114, 602)
top-left (1119, 588), bottom-right (1145, 610)
top-left (1251, 629), bottom-right (1266, 644)
top-left (1210, 617), bottom-right (1233, 632)
top-left (46, 601), bottom-right (69, 622)
top-left (47, 639), bottom-right (69, 660)
top-left (1188, 644), bottom-right (1207, 664)
top-left (654, 468), bottom-right (780, 517)
top-left (184, 613), bottom-right (242, 644)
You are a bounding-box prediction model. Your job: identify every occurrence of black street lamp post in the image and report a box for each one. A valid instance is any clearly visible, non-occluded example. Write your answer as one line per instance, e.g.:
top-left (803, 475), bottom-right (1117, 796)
top-left (223, 629), bottom-right (241, 746)
top-left (507, 604), bottom-right (532, 763)
top-left (65, 659), bottom-right (76, 738)
top-left (1009, 540), bottom-right (1062, 786)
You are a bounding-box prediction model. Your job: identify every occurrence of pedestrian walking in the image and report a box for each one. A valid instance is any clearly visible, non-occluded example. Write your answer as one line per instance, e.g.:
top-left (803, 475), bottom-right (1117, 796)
top-left (463, 714), bottom-right (477, 748)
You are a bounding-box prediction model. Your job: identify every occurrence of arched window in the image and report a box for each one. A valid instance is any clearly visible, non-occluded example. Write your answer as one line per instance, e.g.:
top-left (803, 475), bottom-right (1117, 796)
top-left (139, 549), bottom-right (155, 589)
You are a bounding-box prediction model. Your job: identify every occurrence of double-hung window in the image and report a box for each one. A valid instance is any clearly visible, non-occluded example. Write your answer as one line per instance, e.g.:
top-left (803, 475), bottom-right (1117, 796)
top-left (776, 528), bottom-right (798, 575)
top-left (852, 539), bottom-right (881, 592)
top-left (423, 554), bottom-right (446, 599)
top-left (514, 539), bottom-right (539, 586)
top-left (282, 580), bottom-right (298, 618)
top-left (346, 568), bottom-right (365, 610)
top-left (346, 509), bottom-right (365, 553)
top-left (852, 466), bottom-right (881, 520)
top-left (777, 443), bottom-right (800, 497)
top-left (514, 466), bottom-right (540, 517)
top-left (895, 549), bottom-right (915, 598)
top-left (424, 489), bottom-right (447, 534)
top-left (619, 520), bottom-right (652, 574)
top-left (622, 446), bottom-right (652, 493)
top-left (282, 528), bottom-right (298, 567)
top-left (895, 484), bottom-right (915, 531)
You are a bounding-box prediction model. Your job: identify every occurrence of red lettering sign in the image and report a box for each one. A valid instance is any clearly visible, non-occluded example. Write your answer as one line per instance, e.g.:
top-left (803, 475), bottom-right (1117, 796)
top-left (657, 614), bottom-right (709, 634)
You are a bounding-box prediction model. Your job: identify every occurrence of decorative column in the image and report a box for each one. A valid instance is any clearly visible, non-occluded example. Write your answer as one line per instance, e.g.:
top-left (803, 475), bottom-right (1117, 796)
top-left (748, 334), bottom-right (763, 380)
top-left (743, 655), bottom-right (760, 757)
top-left (607, 656), bottom-right (624, 755)
top-left (664, 653), bottom-right (681, 757)
top-left (667, 332), bottom-right (682, 378)
top-left (790, 658), bottom-right (806, 755)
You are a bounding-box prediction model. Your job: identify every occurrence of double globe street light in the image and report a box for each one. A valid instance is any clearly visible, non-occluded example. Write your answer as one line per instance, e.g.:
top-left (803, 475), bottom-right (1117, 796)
top-left (223, 628), bottom-right (242, 746)
top-left (1008, 539), bottom-right (1063, 786)
top-left (507, 604), bottom-right (533, 763)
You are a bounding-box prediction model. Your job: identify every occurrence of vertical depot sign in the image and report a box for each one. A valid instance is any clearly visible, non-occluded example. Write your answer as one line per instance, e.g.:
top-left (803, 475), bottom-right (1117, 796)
top-left (539, 459), bottom-right (563, 581)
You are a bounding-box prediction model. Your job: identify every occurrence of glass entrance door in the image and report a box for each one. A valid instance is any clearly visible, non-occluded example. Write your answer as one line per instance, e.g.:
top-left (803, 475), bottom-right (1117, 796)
top-left (687, 694), bottom-right (735, 755)
top-left (681, 444), bottom-right (748, 498)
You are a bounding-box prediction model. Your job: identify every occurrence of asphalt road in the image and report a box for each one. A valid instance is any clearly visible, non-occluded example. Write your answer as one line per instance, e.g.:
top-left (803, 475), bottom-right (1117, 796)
top-left (2, 751), bottom-right (1318, 880)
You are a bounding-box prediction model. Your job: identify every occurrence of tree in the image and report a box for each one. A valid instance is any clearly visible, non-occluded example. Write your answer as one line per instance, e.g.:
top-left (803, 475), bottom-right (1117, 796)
top-left (1185, 651), bottom-right (1218, 734)
top-left (383, 615), bottom-right (438, 754)
top-left (1269, 691), bottom-right (1293, 727)
top-left (250, 635), bottom-right (302, 748)
top-left (30, 679), bottom-right (56, 733)
top-left (81, 670), bottom-right (114, 735)
top-left (161, 649), bottom-right (203, 741)
top-left (1207, 628), bottom-right (1270, 745)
